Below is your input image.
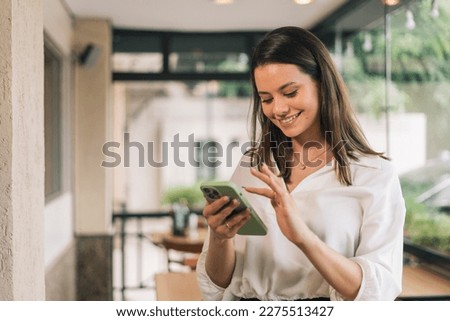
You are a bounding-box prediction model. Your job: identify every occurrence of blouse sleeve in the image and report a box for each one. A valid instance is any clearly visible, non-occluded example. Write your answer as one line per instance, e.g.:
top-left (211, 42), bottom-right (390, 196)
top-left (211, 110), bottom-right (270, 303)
top-left (331, 160), bottom-right (406, 301)
top-left (196, 230), bottom-right (240, 301)
top-left (196, 233), bottom-right (227, 301)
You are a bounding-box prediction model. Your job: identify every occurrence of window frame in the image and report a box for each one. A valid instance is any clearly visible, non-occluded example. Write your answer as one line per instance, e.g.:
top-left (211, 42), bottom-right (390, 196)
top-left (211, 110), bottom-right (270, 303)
top-left (44, 36), bottom-right (71, 202)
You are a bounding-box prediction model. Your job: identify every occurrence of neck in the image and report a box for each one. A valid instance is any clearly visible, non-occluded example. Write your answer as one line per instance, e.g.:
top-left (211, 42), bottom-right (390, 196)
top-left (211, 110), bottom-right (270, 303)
top-left (291, 136), bottom-right (328, 154)
top-left (290, 136), bottom-right (331, 170)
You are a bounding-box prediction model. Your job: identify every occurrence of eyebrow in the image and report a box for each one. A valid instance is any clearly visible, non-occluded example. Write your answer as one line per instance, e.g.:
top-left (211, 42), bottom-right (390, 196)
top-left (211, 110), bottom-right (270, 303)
top-left (257, 82), bottom-right (297, 95)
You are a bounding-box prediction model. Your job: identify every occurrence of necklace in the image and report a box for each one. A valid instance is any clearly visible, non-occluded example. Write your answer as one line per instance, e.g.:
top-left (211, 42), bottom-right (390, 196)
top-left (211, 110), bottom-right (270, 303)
top-left (292, 146), bottom-right (331, 170)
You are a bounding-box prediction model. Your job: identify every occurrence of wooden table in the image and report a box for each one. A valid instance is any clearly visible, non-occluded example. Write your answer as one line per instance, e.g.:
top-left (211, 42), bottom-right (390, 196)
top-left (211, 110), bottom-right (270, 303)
top-left (401, 265), bottom-right (450, 297)
top-left (163, 228), bottom-right (208, 252)
top-left (149, 228), bottom-right (208, 252)
top-left (148, 228), bottom-right (208, 270)
top-left (155, 271), bottom-right (202, 301)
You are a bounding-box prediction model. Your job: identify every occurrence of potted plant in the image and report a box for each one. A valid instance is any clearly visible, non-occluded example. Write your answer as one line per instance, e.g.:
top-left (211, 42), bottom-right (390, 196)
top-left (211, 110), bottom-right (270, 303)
top-left (162, 184), bottom-right (206, 236)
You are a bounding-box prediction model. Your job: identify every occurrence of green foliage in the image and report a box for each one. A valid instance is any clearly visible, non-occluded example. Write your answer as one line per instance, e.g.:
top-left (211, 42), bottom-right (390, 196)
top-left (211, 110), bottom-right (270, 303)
top-left (347, 0), bottom-right (450, 83)
top-left (389, 0), bottom-right (450, 82)
top-left (218, 81), bottom-right (252, 98)
top-left (401, 180), bottom-right (434, 200)
top-left (401, 164), bottom-right (450, 254)
top-left (404, 195), bottom-right (450, 253)
top-left (162, 184), bottom-right (205, 208)
top-left (346, 76), bottom-right (408, 117)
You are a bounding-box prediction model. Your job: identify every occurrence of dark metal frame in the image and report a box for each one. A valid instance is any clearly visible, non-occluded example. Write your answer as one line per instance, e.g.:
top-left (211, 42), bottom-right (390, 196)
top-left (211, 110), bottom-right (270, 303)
top-left (112, 29), bottom-right (266, 82)
top-left (403, 238), bottom-right (450, 270)
top-left (112, 205), bottom-right (204, 301)
top-left (112, 206), bottom-right (171, 301)
top-left (111, 1), bottom-right (418, 82)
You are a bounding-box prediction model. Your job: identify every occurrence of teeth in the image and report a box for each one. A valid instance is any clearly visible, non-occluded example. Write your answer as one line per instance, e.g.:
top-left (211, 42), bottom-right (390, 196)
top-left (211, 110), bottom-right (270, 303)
top-left (280, 112), bottom-right (301, 124)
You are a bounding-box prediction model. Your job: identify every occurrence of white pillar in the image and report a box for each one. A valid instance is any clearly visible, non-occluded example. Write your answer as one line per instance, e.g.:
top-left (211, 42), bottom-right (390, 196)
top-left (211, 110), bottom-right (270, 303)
top-left (0, 0), bottom-right (45, 300)
top-left (74, 19), bottom-right (113, 235)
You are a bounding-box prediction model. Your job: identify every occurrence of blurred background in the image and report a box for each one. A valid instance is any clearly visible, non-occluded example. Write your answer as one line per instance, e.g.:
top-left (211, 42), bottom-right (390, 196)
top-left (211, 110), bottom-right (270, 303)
top-left (1, 0), bottom-right (448, 301)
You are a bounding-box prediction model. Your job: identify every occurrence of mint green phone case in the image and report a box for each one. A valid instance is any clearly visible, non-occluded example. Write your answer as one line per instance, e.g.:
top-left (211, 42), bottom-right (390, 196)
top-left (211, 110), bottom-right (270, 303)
top-left (200, 181), bottom-right (267, 236)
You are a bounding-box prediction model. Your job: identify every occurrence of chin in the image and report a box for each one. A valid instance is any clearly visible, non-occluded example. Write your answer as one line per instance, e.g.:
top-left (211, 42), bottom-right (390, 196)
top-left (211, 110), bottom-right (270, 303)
top-left (279, 129), bottom-right (302, 138)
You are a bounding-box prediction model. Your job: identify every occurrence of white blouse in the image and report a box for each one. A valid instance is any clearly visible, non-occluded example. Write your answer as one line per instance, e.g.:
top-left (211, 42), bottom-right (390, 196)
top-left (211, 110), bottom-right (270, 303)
top-left (196, 155), bottom-right (406, 301)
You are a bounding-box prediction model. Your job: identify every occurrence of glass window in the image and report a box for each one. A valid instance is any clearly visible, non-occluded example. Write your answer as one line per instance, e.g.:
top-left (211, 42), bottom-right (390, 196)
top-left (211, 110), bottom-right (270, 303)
top-left (113, 31), bottom-right (163, 73)
top-left (113, 52), bottom-right (163, 73)
top-left (196, 140), bottom-right (219, 181)
top-left (44, 45), bottom-right (62, 198)
top-left (340, 0), bottom-right (450, 259)
top-left (169, 34), bottom-right (249, 73)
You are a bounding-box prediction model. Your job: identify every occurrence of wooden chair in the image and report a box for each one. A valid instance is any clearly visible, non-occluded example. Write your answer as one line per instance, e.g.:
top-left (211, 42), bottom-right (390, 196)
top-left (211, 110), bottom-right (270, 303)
top-left (155, 271), bottom-right (202, 301)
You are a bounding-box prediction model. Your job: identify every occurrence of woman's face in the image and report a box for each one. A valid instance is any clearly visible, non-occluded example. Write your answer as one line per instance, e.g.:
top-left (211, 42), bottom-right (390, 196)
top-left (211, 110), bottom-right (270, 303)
top-left (254, 63), bottom-right (321, 143)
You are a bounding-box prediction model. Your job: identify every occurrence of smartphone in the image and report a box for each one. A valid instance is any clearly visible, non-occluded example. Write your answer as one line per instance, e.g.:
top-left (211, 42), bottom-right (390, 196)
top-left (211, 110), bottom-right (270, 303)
top-left (200, 181), bottom-right (267, 236)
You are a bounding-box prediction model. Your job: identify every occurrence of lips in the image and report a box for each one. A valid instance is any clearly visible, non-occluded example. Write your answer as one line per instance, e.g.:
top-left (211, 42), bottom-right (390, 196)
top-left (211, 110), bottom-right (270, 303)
top-left (278, 111), bottom-right (302, 125)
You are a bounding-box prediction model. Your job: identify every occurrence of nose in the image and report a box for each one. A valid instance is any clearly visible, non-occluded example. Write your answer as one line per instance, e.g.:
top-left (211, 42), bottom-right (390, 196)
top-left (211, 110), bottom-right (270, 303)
top-left (273, 98), bottom-right (289, 118)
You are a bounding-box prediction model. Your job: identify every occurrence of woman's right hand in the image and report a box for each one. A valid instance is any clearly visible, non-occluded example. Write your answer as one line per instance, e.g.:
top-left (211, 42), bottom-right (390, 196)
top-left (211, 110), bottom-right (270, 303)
top-left (202, 196), bottom-right (251, 241)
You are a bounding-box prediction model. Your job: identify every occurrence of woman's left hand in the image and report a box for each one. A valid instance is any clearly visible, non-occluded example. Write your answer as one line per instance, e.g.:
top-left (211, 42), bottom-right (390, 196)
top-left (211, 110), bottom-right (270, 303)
top-left (244, 163), bottom-right (312, 246)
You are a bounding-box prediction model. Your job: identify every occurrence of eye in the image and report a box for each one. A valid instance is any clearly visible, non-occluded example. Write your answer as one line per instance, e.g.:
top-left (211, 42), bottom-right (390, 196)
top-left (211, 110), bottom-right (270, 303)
top-left (261, 97), bottom-right (273, 104)
top-left (284, 90), bottom-right (298, 98)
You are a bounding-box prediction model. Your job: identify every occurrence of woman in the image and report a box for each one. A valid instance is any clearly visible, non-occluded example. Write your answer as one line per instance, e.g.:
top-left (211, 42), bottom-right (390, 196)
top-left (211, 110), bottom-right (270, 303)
top-left (196, 26), bottom-right (405, 301)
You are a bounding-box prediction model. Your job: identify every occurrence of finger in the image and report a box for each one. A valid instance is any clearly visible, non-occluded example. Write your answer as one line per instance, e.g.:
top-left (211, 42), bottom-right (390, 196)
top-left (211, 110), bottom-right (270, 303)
top-left (222, 210), bottom-right (251, 236)
top-left (250, 166), bottom-right (272, 186)
top-left (207, 199), bottom-right (241, 229)
top-left (260, 163), bottom-right (288, 194)
top-left (251, 165), bottom-right (285, 196)
top-left (202, 196), bottom-right (230, 218)
top-left (244, 186), bottom-right (275, 199)
top-left (225, 208), bottom-right (251, 227)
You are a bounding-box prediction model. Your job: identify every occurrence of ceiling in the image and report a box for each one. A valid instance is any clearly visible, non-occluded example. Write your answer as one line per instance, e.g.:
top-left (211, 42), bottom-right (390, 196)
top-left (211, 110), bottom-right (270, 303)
top-left (63, 0), bottom-right (349, 32)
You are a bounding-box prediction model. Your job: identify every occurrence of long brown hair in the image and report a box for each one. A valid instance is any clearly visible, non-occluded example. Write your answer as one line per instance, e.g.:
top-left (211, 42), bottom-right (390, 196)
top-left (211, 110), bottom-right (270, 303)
top-left (249, 26), bottom-right (385, 186)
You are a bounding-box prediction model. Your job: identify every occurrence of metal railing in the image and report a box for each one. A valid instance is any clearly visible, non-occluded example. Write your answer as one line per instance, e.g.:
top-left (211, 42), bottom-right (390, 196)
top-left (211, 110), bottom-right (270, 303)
top-left (112, 205), bottom-right (172, 301)
top-left (112, 205), bottom-right (204, 300)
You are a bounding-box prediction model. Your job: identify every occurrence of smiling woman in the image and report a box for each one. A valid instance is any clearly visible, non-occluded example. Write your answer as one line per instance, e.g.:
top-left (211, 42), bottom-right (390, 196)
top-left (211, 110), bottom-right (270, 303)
top-left (249, 26), bottom-right (386, 187)
top-left (254, 64), bottom-right (321, 143)
top-left (196, 26), bottom-right (406, 301)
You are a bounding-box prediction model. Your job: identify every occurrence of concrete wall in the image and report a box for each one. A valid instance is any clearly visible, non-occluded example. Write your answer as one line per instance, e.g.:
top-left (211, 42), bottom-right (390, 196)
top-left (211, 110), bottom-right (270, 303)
top-left (74, 19), bottom-right (113, 235)
top-left (0, 0), bottom-right (45, 300)
top-left (43, 0), bottom-right (73, 56)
